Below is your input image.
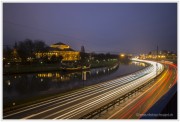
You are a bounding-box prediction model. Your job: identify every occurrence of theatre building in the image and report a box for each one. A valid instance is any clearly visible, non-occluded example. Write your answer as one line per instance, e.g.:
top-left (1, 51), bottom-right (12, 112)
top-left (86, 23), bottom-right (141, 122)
top-left (35, 42), bottom-right (80, 61)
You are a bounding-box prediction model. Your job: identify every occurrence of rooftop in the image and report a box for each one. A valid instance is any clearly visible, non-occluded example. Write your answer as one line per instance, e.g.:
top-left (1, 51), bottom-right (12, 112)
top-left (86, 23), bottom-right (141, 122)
top-left (52, 42), bottom-right (67, 46)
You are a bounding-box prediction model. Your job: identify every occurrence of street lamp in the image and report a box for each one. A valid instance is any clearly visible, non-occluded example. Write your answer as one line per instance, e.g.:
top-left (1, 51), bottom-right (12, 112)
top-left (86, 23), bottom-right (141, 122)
top-left (120, 54), bottom-right (125, 57)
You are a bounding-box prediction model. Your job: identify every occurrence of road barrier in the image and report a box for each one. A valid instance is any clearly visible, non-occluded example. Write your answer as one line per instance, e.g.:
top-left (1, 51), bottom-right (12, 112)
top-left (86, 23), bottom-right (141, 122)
top-left (80, 60), bottom-right (165, 119)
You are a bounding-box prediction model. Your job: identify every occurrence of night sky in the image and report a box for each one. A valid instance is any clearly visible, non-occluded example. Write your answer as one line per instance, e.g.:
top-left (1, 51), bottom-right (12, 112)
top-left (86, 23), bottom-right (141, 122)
top-left (3, 3), bottom-right (177, 54)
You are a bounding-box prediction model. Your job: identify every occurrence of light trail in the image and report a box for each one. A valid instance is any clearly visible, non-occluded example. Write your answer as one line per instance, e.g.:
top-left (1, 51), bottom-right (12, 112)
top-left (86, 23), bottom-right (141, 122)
top-left (4, 59), bottom-right (164, 119)
top-left (139, 68), bottom-right (173, 116)
top-left (108, 61), bottom-right (176, 119)
top-left (51, 60), bottom-right (163, 119)
top-left (108, 68), bottom-right (169, 119)
top-left (4, 66), bottom-right (153, 118)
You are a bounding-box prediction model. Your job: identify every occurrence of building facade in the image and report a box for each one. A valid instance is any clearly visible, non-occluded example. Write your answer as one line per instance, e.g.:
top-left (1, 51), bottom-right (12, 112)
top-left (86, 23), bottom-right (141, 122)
top-left (35, 42), bottom-right (80, 61)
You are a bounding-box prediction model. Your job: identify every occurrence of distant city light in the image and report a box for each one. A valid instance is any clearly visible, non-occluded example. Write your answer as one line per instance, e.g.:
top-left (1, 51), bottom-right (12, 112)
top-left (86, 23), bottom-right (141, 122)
top-left (7, 80), bottom-right (11, 86)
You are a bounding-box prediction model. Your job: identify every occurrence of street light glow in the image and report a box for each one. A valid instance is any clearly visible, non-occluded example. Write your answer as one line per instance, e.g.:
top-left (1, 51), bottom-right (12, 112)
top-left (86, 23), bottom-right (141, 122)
top-left (120, 54), bottom-right (125, 57)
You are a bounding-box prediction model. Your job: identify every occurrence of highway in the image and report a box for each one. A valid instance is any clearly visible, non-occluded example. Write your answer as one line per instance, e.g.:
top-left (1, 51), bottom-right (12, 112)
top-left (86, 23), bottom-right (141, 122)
top-left (3, 59), bottom-right (164, 119)
top-left (107, 61), bottom-right (177, 119)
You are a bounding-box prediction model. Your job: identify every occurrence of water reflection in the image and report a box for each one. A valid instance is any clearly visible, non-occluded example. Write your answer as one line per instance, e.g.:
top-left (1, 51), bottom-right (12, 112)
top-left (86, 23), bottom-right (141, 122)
top-left (82, 71), bottom-right (87, 81)
top-left (3, 62), bottom-right (146, 104)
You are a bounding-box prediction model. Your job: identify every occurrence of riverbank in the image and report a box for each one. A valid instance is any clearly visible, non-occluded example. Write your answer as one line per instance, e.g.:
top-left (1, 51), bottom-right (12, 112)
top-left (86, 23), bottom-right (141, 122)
top-left (3, 62), bottom-right (119, 109)
top-left (3, 59), bottom-right (118, 75)
top-left (3, 61), bottom-right (146, 110)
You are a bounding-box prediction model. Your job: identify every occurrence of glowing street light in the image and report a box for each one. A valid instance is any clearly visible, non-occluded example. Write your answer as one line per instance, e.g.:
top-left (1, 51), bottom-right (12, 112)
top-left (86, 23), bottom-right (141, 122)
top-left (120, 54), bottom-right (125, 57)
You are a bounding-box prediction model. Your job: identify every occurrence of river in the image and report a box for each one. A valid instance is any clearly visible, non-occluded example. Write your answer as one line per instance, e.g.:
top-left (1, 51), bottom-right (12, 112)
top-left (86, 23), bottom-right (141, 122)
top-left (3, 61), bottom-right (147, 106)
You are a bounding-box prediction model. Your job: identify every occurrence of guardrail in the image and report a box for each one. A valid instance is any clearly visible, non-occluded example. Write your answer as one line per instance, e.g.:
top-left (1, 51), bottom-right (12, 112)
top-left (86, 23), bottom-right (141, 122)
top-left (3, 60), bottom-right (164, 119)
top-left (80, 60), bottom-right (164, 119)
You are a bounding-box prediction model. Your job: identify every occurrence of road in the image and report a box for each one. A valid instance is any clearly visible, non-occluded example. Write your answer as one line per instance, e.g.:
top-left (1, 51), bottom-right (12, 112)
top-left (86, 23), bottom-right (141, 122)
top-left (3, 59), bottom-right (164, 119)
top-left (107, 61), bottom-right (177, 119)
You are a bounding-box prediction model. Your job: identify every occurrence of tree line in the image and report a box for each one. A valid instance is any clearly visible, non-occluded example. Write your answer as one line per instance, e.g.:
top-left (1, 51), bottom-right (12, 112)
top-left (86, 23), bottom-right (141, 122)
top-left (3, 38), bottom-right (128, 66)
top-left (3, 39), bottom-right (62, 65)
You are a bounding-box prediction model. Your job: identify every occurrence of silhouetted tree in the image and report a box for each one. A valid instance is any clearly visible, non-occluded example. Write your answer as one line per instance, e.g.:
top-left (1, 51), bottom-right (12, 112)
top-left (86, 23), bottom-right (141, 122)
top-left (50, 55), bottom-right (63, 63)
top-left (17, 39), bottom-right (34, 62)
top-left (41, 55), bottom-right (49, 63)
top-left (34, 40), bottom-right (48, 53)
top-left (79, 52), bottom-right (90, 65)
top-left (16, 39), bottom-right (49, 63)
top-left (3, 46), bottom-right (12, 59)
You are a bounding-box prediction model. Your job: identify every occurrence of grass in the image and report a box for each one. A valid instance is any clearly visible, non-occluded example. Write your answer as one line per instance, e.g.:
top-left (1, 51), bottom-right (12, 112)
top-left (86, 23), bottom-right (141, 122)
top-left (91, 59), bottom-right (118, 68)
top-left (3, 59), bottom-right (119, 75)
top-left (3, 63), bottom-right (62, 75)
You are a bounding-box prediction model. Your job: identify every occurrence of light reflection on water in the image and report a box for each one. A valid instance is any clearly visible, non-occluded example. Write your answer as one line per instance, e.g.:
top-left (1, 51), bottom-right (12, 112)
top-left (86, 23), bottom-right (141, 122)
top-left (3, 61), bottom-right (147, 104)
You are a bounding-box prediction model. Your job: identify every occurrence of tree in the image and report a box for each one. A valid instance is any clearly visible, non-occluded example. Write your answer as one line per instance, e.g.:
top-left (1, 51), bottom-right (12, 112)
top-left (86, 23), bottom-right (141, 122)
top-left (17, 39), bottom-right (34, 62)
top-left (57, 55), bottom-right (63, 62)
top-left (3, 46), bottom-right (12, 59)
top-left (16, 39), bottom-right (49, 62)
top-left (50, 55), bottom-right (57, 63)
top-left (3, 46), bottom-right (13, 65)
top-left (41, 55), bottom-right (49, 63)
top-left (34, 40), bottom-right (48, 53)
top-left (50, 55), bottom-right (63, 63)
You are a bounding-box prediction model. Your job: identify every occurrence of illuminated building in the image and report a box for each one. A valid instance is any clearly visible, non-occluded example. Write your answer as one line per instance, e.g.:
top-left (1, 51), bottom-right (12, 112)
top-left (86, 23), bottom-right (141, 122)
top-left (139, 50), bottom-right (177, 60)
top-left (35, 42), bottom-right (80, 61)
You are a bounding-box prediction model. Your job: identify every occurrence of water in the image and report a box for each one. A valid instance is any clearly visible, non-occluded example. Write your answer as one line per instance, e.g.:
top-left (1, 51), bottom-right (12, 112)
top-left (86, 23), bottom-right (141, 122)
top-left (3, 61), bottom-right (147, 105)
